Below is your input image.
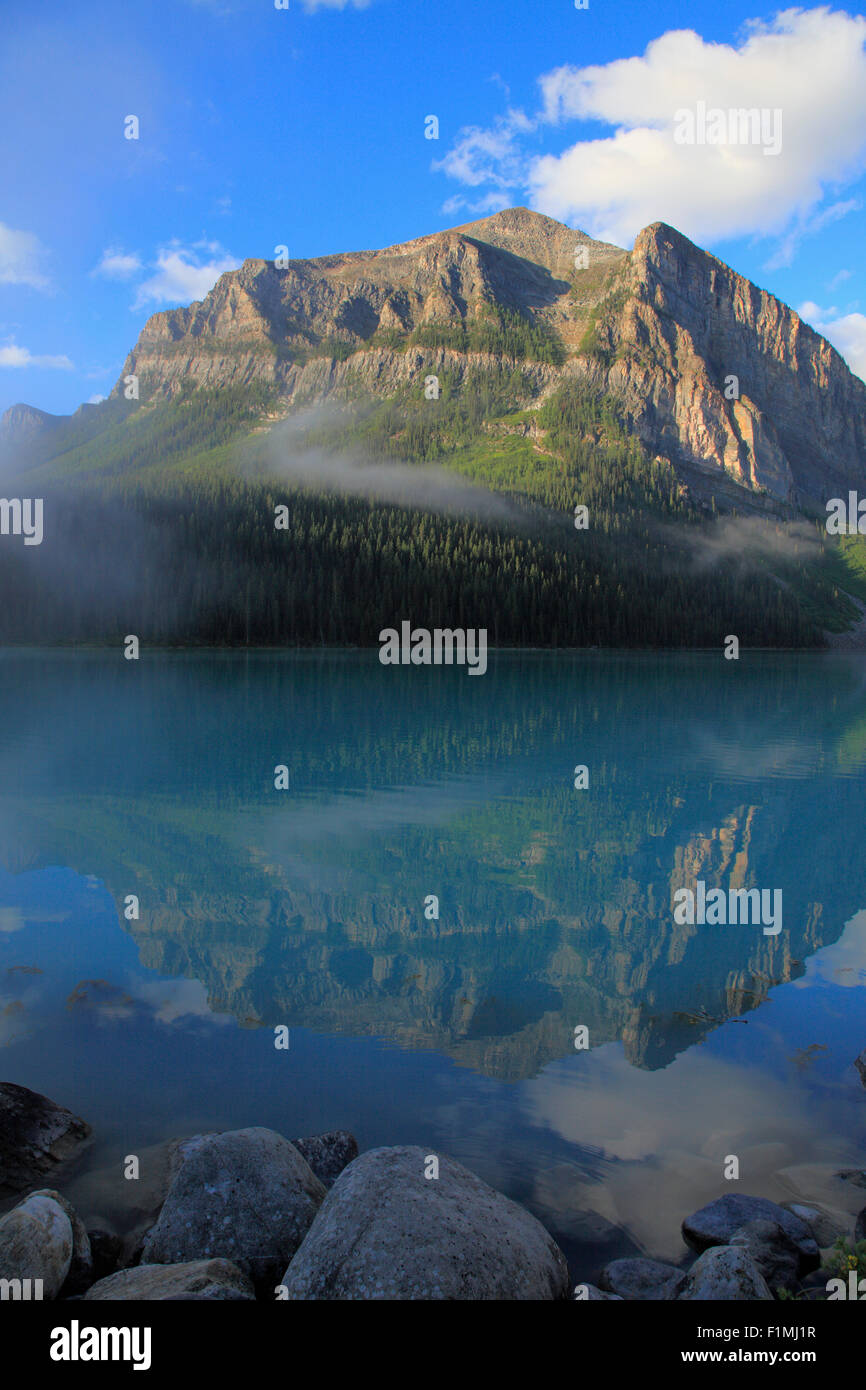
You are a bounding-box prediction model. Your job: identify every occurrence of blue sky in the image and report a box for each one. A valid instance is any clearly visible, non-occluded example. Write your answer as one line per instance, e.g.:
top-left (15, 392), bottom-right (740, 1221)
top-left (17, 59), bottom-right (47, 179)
top-left (2, 0), bottom-right (866, 417)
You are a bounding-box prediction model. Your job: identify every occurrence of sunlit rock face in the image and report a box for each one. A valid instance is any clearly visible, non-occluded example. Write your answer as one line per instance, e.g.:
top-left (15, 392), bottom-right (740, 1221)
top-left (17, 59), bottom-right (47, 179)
top-left (98, 208), bottom-right (866, 511)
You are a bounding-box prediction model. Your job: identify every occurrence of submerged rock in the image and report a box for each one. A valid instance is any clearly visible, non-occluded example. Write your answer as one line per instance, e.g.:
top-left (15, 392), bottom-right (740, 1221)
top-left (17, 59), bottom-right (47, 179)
top-left (0, 1082), bottom-right (90, 1199)
top-left (683, 1194), bottom-right (818, 1271)
top-left (81, 1258), bottom-right (255, 1301)
top-left (0, 1192), bottom-right (73, 1299)
top-left (62, 1131), bottom-right (220, 1270)
top-left (291, 1131), bottom-right (358, 1189)
top-left (677, 1246), bottom-right (773, 1301)
top-left (141, 1127), bottom-right (325, 1290)
top-left (782, 1202), bottom-right (849, 1250)
top-left (279, 1145), bottom-right (569, 1300)
top-left (598, 1257), bottom-right (686, 1300)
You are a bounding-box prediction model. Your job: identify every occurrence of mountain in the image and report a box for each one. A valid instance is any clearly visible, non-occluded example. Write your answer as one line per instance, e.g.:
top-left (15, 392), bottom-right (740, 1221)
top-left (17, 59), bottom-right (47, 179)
top-left (0, 402), bottom-right (62, 444)
top-left (2, 207), bottom-right (866, 648)
top-left (109, 207), bottom-right (866, 509)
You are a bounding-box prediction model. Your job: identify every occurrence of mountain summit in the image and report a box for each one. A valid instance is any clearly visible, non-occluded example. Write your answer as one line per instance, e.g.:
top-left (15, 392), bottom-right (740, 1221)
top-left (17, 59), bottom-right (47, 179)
top-left (94, 207), bottom-right (864, 510)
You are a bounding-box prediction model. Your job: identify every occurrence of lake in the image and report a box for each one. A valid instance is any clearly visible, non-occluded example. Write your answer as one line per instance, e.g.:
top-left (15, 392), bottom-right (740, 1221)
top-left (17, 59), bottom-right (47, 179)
top-left (1, 648), bottom-right (865, 1280)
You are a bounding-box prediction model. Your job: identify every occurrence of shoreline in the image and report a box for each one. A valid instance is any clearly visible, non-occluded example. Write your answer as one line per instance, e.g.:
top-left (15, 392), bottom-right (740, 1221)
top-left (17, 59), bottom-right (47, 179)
top-left (1, 1083), bottom-right (863, 1302)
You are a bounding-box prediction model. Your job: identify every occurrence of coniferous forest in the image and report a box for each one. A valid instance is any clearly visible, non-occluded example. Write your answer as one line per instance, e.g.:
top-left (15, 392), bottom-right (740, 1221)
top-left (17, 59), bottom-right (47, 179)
top-left (1, 368), bottom-right (862, 648)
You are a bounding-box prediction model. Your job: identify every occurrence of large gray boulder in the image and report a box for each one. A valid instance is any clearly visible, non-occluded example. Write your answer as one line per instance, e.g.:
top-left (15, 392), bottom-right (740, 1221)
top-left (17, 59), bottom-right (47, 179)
top-left (141, 1127), bottom-right (325, 1290)
top-left (598, 1257), bottom-right (686, 1300)
top-left (0, 1192), bottom-right (73, 1299)
top-left (728, 1219), bottom-right (800, 1293)
top-left (80, 1258), bottom-right (255, 1300)
top-left (279, 1145), bottom-right (569, 1300)
top-left (28, 1189), bottom-right (92, 1295)
top-left (0, 1083), bottom-right (90, 1199)
top-left (682, 1195), bottom-right (818, 1271)
top-left (291, 1131), bottom-right (358, 1189)
top-left (677, 1246), bottom-right (773, 1301)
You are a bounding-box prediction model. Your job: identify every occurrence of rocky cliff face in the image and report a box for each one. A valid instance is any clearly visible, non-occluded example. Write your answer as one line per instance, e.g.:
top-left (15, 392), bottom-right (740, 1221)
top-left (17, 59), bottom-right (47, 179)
top-left (114, 207), bottom-right (622, 404)
top-left (590, 224), bottom-right (866, 505)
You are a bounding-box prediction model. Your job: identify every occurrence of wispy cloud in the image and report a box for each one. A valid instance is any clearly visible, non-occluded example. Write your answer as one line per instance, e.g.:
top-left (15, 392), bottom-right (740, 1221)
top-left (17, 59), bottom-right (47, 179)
top-left (0, 339), bottom-right (73, 370)
top-left (0, 223), bottom-right (50, 290)
top-left (92, 247), bottom-right (143, 280)
top-left (441, 191), bottom-right (513, 218)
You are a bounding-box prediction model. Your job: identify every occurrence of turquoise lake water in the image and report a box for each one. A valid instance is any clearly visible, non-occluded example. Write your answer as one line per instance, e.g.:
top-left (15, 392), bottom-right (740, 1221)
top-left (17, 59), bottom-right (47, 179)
top-left (1, 649), bottom-right (865, 1279)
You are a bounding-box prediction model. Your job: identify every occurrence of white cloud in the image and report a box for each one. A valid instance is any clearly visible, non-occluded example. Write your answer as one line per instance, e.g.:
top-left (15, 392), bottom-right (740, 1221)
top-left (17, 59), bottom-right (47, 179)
top-left (87, 393), bottom-right (107, 404)
top-left (798, 299), bottom-right (866, 381)
top-left (132, 241), bottom-right (241, 310)
top-left (0, 223), bottom-right (49, 290)
top-left (439, 9), bottom-right (866, 252)
top-left (92, 248), bottom-right (143, 280)
top-left (0, 340), bottom-right (73, 370)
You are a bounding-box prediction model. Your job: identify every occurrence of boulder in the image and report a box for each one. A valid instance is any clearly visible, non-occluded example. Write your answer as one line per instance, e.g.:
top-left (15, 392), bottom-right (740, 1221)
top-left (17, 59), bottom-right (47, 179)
top-left (28, 1189), bottom-right (91, 1294)
top-left (855, 1049), bottom-right (866, 1088)
top-left (291, 1131), bottom-right (358, 1189)
top-left (141, 1127), bottom-right (325, 1290)
top-left (677, 1246), bottom-right (773, 1301)
top-left (682, 1194), bottom-right (818, 1271)
top-left (782, 1202), bottom-right (849, 1250)
top-left (728, 1219), bottom-right (800, 1293)
top-left (598, 1257), bottom-right (686, 1300)
top-left (837, 1169), bottom-right (866, 1190)
top-left (279, 1145), bottom-right (569, 1300)
top-left (80, 1258), bottom-right (255, 1301)
top-left (0, 1082), bottom-right (90, 1198)
top-left (0, 1192), bottom-right (73, 1299)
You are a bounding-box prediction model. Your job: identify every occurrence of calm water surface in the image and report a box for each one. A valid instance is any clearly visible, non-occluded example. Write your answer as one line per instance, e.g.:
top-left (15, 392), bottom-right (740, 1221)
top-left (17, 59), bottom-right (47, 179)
top-left (1, 650), bottom-right (865, 1279)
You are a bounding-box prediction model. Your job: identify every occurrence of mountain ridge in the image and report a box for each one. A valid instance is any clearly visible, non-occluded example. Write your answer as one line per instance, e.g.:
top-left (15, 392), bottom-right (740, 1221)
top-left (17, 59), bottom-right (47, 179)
top-left (4, 207), bottom-right (863, 515)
